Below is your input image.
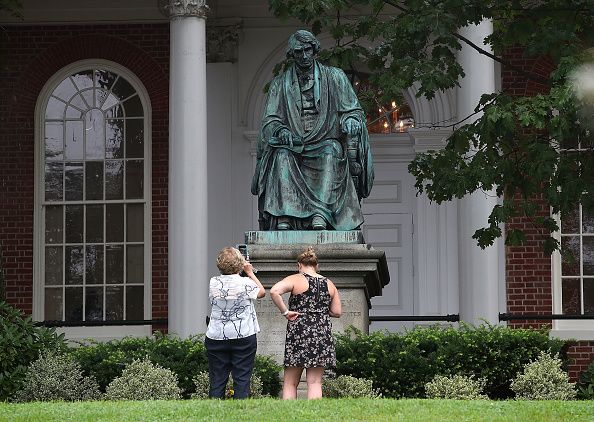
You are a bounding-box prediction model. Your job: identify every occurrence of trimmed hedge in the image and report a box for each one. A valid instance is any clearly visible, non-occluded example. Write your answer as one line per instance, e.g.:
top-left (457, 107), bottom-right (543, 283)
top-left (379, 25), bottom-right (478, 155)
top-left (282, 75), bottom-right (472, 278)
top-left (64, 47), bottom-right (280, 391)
top-left (69, 333), bottom-right (281, 398)
top-left (334, 324), bottom-right (567, 399)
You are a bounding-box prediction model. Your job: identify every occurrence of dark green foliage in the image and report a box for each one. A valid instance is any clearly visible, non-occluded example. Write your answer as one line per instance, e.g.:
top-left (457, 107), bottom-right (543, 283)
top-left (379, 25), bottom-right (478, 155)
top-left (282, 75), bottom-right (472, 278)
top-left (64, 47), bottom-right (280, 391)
top-left (577, 360), bottom-right (594, 399)
top-left (334, 324), bottom-right (567, 399)
top-left (0, 301), bottom-right (67, 401)
top-left (253, 354), bottom-right (283, 398)
top-left (269, 0), bottom-right (594, 252)
top-left (69, 333), bottom-right (281, 398)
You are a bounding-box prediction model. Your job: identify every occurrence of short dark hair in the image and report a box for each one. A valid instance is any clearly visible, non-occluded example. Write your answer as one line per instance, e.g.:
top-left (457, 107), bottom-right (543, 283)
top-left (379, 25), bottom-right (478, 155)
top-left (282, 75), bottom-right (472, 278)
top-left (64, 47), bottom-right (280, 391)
top-left (286, 30), bottom-right (321, 59)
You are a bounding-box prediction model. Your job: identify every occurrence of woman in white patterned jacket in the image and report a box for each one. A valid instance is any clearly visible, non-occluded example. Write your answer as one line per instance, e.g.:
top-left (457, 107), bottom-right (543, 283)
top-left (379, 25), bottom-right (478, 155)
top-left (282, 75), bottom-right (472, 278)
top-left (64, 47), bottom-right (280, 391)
top-left (205, 247), bottom-right (265, 399)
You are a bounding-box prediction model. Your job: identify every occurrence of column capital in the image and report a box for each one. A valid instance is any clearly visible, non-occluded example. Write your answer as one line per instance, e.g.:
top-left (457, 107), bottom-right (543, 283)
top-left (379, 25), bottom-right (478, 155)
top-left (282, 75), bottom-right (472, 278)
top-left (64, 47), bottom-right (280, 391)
top-left (159, 0), bottom-right (209, 19)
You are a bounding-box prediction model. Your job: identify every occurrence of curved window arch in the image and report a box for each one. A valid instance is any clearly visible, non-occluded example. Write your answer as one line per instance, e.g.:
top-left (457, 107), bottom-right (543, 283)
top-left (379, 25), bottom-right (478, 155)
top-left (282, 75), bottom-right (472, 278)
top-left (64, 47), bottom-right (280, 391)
top-left (35, 61), bottom-right (151, 333)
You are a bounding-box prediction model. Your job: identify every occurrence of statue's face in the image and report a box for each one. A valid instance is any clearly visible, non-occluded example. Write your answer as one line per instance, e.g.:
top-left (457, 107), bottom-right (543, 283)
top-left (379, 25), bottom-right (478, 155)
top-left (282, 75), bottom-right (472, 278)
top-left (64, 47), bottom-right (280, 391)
top-left (292, 41), bottom-right (314, 70)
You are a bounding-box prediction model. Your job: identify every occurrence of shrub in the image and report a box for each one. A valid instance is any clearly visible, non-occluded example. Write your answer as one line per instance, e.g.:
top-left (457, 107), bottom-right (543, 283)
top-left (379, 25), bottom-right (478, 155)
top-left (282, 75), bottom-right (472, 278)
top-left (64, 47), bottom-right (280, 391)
top-left (105, 358), bottom-right (182, 400)
top-left (334, 324), bottom-right (567, 399)
top-left (12, 352), bottom-right (101, 402)
top-left (322, 375), bottom-right (381, 398)
top-left (70, 333), bottom-right (207, 398)
top-left (511, 351), bottom-right (576, 400)
top-left (577, 360), bottom-right (594, 399)
top-left (191, 371), bottom-right (264, 399)
top-left (425, 374), bottom-right (488, 400)
top-left (0, 301), bottom-right (67, 401)
top-left (253, 355), bottom-right (282, 397)
top-left (70, 334), bottom-right (281, 398)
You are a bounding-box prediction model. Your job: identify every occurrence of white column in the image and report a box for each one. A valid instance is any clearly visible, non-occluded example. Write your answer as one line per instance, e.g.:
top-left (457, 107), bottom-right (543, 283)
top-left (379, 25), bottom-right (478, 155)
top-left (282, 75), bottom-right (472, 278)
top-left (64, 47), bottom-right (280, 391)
top-left (163, 0), bottom-right (209, 337)
top-left (456, 21), bottom-right (502, 325)
top-left (411, 129), bottom-right (460, 319)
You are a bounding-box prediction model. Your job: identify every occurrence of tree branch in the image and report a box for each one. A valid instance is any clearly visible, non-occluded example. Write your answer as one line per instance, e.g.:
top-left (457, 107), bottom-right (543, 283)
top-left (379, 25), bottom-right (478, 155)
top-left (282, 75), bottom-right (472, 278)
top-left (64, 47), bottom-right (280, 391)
top-left (383, 0), bottom-right (550, 86)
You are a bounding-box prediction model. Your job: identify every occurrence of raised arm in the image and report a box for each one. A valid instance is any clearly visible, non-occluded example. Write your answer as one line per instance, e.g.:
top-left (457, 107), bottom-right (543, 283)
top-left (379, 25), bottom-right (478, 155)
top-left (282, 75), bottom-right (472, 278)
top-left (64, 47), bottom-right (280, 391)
top-left (244, 262), bottom-right (265, 298)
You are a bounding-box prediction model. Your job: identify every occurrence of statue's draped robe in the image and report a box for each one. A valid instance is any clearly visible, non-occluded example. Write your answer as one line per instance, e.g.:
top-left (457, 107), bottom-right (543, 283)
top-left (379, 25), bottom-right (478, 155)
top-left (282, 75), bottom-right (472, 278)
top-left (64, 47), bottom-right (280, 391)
top-left (251, 62), bottom-right (374, 230)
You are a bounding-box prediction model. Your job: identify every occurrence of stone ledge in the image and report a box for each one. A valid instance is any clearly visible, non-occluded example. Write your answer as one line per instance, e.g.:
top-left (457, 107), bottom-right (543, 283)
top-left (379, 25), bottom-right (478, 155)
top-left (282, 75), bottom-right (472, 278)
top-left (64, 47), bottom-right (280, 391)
top-left (245, 230), bottom-right (364, 245)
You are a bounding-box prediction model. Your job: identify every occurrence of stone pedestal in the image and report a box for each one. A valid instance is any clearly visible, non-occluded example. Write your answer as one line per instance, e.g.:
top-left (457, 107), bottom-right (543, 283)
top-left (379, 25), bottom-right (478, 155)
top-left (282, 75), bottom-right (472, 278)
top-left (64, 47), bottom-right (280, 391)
top-left (245, 231), bottom-right (390, 363)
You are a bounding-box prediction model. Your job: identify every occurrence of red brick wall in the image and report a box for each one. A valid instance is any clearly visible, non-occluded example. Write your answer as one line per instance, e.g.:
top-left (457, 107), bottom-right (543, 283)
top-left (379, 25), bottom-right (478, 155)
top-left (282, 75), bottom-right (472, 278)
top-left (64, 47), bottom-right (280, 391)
top-left (0, 24), bottom-right (170, 328)
top-left (502, 49), bottom-right (594, 380)
top-left (502, 50), bottom-right (554, 329)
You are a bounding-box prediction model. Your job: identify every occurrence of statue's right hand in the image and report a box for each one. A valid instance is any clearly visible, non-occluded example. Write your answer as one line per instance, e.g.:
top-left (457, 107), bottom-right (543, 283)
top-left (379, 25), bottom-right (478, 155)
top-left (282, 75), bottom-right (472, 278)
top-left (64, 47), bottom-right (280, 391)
top-left (278, 128), bottom-right (293, 146)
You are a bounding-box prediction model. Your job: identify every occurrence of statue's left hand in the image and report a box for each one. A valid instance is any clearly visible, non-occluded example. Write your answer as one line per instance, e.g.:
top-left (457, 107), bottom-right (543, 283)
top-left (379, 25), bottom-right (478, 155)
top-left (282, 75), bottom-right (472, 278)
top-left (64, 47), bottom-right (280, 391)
top-left (343, 118), bottom-right (361, 137)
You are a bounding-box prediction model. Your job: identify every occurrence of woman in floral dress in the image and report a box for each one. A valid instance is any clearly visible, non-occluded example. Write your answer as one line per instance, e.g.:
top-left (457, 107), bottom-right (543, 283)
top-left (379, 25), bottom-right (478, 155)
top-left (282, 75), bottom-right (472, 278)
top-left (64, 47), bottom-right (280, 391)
top-left (270, 247), bottom-right (342, 399)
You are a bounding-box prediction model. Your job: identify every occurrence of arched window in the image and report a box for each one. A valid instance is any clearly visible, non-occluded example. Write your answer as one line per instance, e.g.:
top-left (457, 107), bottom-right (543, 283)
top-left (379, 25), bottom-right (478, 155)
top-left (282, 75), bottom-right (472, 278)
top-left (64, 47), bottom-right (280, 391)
top-left (35, 61), bottom-right (151, 334)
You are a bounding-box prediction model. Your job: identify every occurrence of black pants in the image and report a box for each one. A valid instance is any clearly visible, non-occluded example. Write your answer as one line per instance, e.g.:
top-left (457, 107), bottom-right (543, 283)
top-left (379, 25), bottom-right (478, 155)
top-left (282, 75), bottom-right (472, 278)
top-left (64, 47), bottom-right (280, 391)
top-left (204, 334), bottom-right (257, 399)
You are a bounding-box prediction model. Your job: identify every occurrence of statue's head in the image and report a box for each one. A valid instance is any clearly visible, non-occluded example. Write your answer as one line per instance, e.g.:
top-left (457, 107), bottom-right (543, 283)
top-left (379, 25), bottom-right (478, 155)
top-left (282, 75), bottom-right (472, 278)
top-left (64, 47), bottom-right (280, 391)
top-left (286, 30), bottom-right (321, 70)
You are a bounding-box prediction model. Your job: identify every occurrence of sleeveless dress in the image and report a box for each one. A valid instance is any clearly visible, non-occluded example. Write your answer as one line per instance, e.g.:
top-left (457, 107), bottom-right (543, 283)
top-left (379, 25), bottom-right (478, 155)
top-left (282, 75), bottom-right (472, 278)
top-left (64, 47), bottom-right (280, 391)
top-left (284, 273), bottom-right (336, 368)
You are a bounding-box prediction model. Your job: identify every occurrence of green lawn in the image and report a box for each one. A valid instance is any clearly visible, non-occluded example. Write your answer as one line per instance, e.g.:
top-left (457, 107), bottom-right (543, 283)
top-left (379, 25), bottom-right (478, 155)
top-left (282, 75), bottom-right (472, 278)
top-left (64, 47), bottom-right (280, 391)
top-left (1, 399), bottom-right (593, 422)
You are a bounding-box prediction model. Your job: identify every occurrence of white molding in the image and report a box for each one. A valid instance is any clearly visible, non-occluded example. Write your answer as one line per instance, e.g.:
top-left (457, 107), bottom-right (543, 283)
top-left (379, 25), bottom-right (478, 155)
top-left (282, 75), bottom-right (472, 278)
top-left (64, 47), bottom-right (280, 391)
top-left (409, 128), bottom-right (452, 153)
top-left (550, 329), bottom-right (594, 341)
top-left (33, 59), bottom-right (153, 337)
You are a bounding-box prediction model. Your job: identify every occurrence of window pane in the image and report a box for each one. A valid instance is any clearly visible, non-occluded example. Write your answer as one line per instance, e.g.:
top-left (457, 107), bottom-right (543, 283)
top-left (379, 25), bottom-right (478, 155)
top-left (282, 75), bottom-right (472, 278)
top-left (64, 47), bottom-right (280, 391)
top-left (45, 122), bottom-right (64, 161)
top-left (85, 286), bottom-right (103, 321)
top-left (81, 89), bottom-right (94, 110)
top-left (86, 205), bottom-right (103, 243)
top-left (585, 279), bottom-right (594, 314)
top-left (106, 120), bottom-right (124, 159)
top-left (102, 93), bottom-right (119, 112)
top-left (562, 278), bottom-right (581, 314)
top-left (65, 245), bottom-right (83, 285)
top-left (106, 204), bottom-right (124, 242)
top-left (45, 162), bottom-right (63, 202)
top-left (106, 245), bottom-right (124, 284)
top-left (85, 161), bottom-right (103, 201)
top-left (46, 96), bottom-right (66, 120)
top-left (85, 109), bottom-right (105, 160)
top-left (71, 70), bottom-right (94, 91)
top-left (127, 204), bottom-right (143, 242)
top-left (52, 77), bottom-right (77, 102)
top-left (86, 245), bottom-right (104, 285)
top-left (69, 93), bottom-right (88, 111)
top-left (65, 205), bottom-right (83, 243)
top-left (126, 286), bottom-right (144, 320)
top-left (126, 160), bottom-right (143, 199)
top-left (105, 161), bottom-right (124, 200)
top-left (45, 205), bottom-right (63, 244)
top-left (45, 246), bottom-right (63, 286)
top-left (584, 209), bottom-right (594, 234)
top-left (122, 95), bottom-right (143, 117)
top-left (95, 70), bottom-right (117, 91)
top-left (65, 162), bottom-right (83, 201)
top-left (65, 121), bottom-right (84, 160)
top-left (561, 236), bottom-right (580, 276)
top-left (65, 287), bottom-right (83, 321)
top-left (106, 286), bottom-right (123, 320)
top-left (111, 77), bottom-right (135, 101)
top-left (66, 106), bottom-right (82, 119)
top-left (584, 237), bottom-right (594, 276)
top-left (561, 206), bottom-right (580, 234)
top-left (125, 119), bottom-right (144, 158)
top-left (44, 288), bottom-right (63, 321)
top-left (126, 245), bottom-right (143, 284)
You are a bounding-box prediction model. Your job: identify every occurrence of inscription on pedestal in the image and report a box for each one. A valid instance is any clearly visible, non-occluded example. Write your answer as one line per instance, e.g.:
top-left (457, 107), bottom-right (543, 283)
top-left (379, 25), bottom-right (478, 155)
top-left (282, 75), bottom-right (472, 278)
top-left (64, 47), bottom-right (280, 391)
top-left (255, 289), bottom-right (368, 364)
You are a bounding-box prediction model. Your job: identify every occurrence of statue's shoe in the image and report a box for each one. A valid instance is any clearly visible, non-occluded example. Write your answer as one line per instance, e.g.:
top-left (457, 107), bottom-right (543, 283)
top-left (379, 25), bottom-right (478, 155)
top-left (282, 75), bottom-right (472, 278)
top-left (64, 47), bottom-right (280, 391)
top-left (277, 222), bottom-right (292, 230)
top-left (311, 214), bottom-right (327, 230)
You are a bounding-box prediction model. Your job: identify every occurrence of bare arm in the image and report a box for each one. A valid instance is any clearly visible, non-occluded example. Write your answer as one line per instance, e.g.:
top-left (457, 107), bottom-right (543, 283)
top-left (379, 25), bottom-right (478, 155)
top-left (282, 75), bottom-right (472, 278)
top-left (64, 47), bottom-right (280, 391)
top-left (328, 280), bottom-right (342, 318)
top-left (270, 275), bottom-right (300, 321)
top-left (244, 262), bottom-right (265, 298)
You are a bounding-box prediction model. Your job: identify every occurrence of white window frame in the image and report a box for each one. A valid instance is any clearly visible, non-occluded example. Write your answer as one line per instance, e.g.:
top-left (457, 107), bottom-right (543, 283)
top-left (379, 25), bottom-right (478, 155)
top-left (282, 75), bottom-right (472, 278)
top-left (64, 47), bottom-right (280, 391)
top-left (551, 202), bottom-right (594, 340)
top-left (33, 59), bottom-right (152, 341)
